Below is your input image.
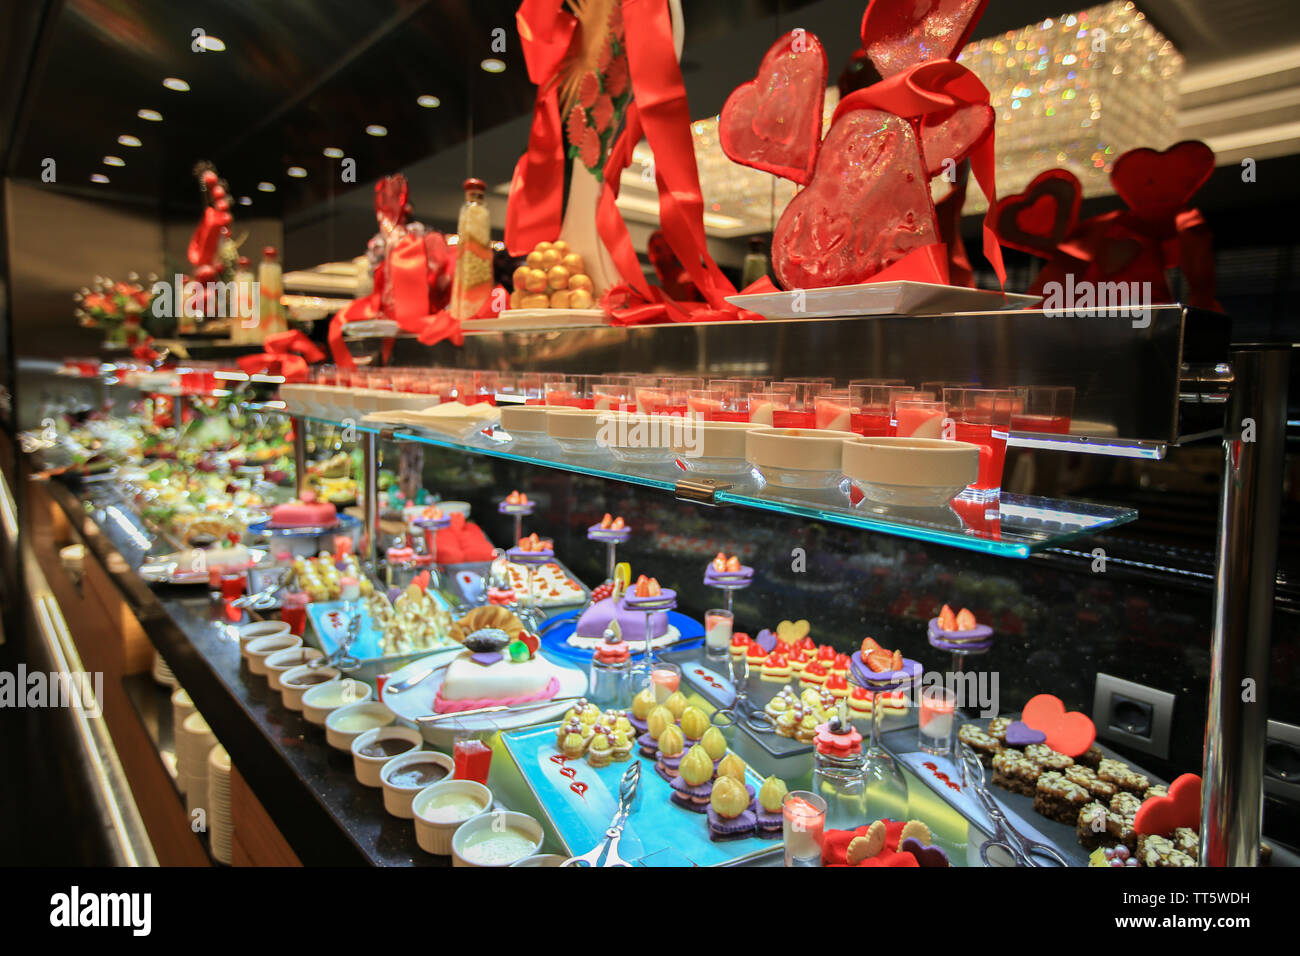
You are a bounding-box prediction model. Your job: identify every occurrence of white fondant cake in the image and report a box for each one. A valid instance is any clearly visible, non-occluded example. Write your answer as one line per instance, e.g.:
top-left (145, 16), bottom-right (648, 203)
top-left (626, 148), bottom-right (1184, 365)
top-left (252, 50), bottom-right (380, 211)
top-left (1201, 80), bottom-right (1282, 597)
top-left (433, 651), bottom-right (561, 714)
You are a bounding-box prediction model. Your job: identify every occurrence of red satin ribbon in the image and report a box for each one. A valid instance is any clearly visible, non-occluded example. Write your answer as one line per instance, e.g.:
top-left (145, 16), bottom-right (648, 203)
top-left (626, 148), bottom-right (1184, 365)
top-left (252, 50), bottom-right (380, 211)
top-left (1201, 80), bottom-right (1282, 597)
top-left (186, 206), bottom-right (229, 268)
top-left (505, 0), bottom-right (577, 255)
top-left (238, 329), bottom-right (325, 383)
top-left (835, 59), bottom-right (1006, 288)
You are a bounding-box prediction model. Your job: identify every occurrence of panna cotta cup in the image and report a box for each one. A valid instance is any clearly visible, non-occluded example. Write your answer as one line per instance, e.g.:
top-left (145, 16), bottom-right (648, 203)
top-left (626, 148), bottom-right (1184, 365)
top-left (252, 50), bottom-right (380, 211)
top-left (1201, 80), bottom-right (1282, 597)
top-left (279, 664), bottom-right (341, 711)
top-left (499, 404), bottom-right (551, 446)
top-left (673, 420), bottom-right (758, 477)
top-left (451, 810), bottom-right (544, 867)
top-left (546, 408), bottom-right (610, 457)
top-left (412, 779), bottom-right (493, 855)
top-left (325, 700), bottom-right (396, 751)
top-left (301, 677), bottom-right (371, 725)
top-left (381, 750), bottom-right (456, 818)
top-left (352, 726), bottom-right (424, 788)
top-left (600, 412), bottom-right (679, 465)
top-left (244, 634), bottom-right (303, 674)
top-left (264, 646), bottom-right (325, 691)
top-left (745, 427), bottom-right (859, 489)
top-left (841, 436), bottom-right (980, 507)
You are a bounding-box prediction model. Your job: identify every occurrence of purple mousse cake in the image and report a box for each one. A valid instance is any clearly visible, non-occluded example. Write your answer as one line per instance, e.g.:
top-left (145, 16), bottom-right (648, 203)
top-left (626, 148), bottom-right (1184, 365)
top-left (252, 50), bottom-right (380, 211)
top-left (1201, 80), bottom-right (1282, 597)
top-left (587, 519), bottom-right (631, 544)
top-left (570, 594), bottom-right (678, 649)
top-left (703, 556), bottom-right (754, 589)
top-left (927, 615), bottom-right (994, 653)
top-left (850, 652), bottom-right (922, 692)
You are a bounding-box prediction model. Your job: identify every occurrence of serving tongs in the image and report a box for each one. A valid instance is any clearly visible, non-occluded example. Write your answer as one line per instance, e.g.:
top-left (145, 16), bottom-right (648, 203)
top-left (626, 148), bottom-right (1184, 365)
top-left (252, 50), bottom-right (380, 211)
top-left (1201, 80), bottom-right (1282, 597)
top-left (416, 696), bottom-right (584, 724)
top-left (311, 610), bottom-right (361, 670)
top-left (714, 654), bottom-right (776, 735)
top-left (960, 744), bottom-right (1068, 868)
top-left (561, 762), bottom-right (640, 867)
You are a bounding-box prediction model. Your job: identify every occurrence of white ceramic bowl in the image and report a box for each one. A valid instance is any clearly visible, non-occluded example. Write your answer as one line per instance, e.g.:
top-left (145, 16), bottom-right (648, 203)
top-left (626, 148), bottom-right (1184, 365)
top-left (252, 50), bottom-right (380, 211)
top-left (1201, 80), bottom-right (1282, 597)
top-left (239, 623), bottom-right (294, 648)
top-left (380, 750), bottom-right (456, 818)
top-left (673, 420), bottom-right (758, 476)
top-left (510, 854), bottom-right (570, 867)
top-left (351, 726), bottom-right (424, 788)
top-left (451, 810), bottom-right (544, 867)
top-left (745, 427), bottom-right (859, 488)
top-left (301, 677), bottom-right (372, 726)
top-left (411, 780), bottom-right (493, 855)
top-left (244, 634), bottom-right (303, 674)
top-left (841, 436), bottom-right (980, 507)
top-left (279, 664), bottom-right (341, 711)
top-left (264, 646), bottom-right (325, 691)
top-left (325, 700), bottom-right (396, 751)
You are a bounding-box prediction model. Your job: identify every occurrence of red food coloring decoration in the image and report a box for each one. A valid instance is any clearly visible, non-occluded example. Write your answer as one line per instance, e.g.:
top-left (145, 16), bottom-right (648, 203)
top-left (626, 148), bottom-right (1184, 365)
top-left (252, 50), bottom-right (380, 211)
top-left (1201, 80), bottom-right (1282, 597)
top-left (1020, 693), bottom-right (1096, 757)
top-left (1134, 773), bottom-right (1201, 836)
top-left (719, 29), bottom-right (828, 185)
top-left (570, 782), bottom-right (588, 798)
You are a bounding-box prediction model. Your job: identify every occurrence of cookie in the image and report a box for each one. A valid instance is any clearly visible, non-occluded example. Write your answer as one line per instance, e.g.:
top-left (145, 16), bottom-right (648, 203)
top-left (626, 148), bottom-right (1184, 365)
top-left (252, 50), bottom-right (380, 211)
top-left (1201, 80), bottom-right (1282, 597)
top-left (846, 820), bottom-right (887, 863)
top-left (899, 820), bottom-right (932, 846)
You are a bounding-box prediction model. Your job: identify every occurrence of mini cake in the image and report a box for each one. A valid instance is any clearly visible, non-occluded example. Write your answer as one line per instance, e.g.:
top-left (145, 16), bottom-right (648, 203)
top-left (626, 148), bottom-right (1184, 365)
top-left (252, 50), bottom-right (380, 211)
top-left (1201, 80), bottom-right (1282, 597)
top-left (1034, 770), bottom-right (1091, 824)
top-left (959, 724), bottom-right (1002, 766)
top-left (628, 687), bottom-right (656, 734)
top-left (638, 705), bottom-right (675, 757)
top-left (433, 628), bottom-right (560, 714)
top-left (988, 716), bottom-right (1012, 743)
top-left (587, 728), bottom-right (613, 768)
top-left (506, 533), bottom-right (553, 565)
top-left (825, 674), bottom-right (850, 700)
top-left (800, 661), bottom-right (829, 688)
top-left (680, 706), bottom-right (710, 745)
top-left (1097, 758), bottom-right (1150, 795)
top-left (796, 709), bottom-right (819, 744)
top-left (1024, 743), bottom-right (1074, 771)
top-left (815, 711), bottom-right (863, 759)
top-left (663, 690), bottom-right (689, 721)
top-left (766, 685), bottom-right (798, 721)
top-left (570, 572), bottom-right (679, 650)
top-left (848, 686), bottom-right (874, 717)
top-left (755, 776), bottom-right (787, 836)
top-left (268, 496), bottom-right (338, 528)
top-left (669, 745), bottom-right (715, 812)
top-left (610, 728), bottom-right (634, 762)
top-left (927, 605), bottom-right (993, 652)
top-left (587, 512), bottom-right (630, 543)
top-left (1064, 764), bottom-right (1117, 800)
top-left (761, 653), bottom-right (791, 684)
top-left (730, 632), bottom-right (752, 659)
top-left (786, 646), bottom-right (809, 677)
top-left (655, 725), bottom-right (686, 783)
top-left (556, 717), bottom-right (590, 754)
top-left (850, 637), bottom-right (921, 693)
top-left (699, 726), bottom-right (727, 766)
top-left (1137, 834), bottom-right (1198, 867)
top-left (498, 490), bottom-right (535, 515)
top-left (704, 552), bottom-right (753, 588)
top-left (707, 776), bottom-right (756, 841)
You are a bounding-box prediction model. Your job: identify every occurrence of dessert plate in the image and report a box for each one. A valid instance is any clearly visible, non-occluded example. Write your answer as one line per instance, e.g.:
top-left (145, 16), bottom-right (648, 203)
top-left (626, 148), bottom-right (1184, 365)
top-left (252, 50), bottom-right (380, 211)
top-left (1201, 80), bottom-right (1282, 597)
top-left (501, 722), bottom-right (778, 866)
top-left (461, 308), bottom-right (607, 333)
top-left (536, 609), bottom-right (704, 665)
top-left (725, 281), bottom-right (1040, 319)
top-left (382, 651), bottom-right (588, 747)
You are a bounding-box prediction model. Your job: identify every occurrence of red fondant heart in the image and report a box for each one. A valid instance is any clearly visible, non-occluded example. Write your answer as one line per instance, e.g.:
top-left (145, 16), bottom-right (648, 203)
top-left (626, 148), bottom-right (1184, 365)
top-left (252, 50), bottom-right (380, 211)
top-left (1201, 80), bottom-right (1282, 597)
top-left (860, 0), bottom-right (988, 78)
top-left (920, 102), bottom-right (994, 176)
top-left (1110, 141), bottom-right (1214, 224)
top-left (1134, 773), bottom-right (1201, 836)
top-left (719, 29), bottom-right (828, 185)
top-left (1020, 693), bottom-right (1095, 757)
top-left (412, 570), bottom-right (431, 592)
top-left (991, 169), bottom-right (1082, 256)
top-left (772, 108), bottom-right (938, 289)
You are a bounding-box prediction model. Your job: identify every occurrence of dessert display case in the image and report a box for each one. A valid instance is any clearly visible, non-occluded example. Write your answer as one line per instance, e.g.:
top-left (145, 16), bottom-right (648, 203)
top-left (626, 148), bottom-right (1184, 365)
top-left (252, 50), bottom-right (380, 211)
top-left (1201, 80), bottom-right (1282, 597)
top-left (11, 303), bottom-right (1292, 869)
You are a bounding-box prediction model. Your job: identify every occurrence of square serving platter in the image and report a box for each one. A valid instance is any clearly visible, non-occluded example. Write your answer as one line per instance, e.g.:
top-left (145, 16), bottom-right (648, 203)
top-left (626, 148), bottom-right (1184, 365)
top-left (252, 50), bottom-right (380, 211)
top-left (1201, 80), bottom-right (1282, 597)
top-left (500, 721), bottom-right (781, 866)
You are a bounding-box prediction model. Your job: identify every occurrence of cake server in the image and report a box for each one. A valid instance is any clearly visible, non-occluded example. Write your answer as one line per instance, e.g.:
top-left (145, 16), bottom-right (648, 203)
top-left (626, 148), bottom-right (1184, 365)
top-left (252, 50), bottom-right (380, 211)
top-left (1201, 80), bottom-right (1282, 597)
top-left (561, 761), bottom-right (639, 867)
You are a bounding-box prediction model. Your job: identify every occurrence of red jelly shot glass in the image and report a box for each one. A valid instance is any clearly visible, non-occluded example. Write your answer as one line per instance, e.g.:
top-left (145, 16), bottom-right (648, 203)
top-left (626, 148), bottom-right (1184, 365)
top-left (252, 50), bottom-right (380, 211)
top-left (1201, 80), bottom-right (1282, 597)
top-left (453, 737), bottom-right (493, 785)
top-left (944, 387), bottom-right (1017, 501)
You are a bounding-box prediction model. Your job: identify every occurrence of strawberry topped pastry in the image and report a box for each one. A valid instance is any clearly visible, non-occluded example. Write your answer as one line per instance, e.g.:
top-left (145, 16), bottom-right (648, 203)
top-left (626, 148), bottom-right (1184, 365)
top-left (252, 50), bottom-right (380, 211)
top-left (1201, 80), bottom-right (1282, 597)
top-left (588, 512), bottom-right (631, 543)
top-left (506, 532), bottom-right (554, 566)
top-left (624, 574), bottom-right (676, 609)
top-left (851, 637), bottom-right (922, 692)
top-left (928, 603), bottom-right (993, 652)
top-left (498, 490), bottom-right (535, 515)
top-left (704, 551), bottom-right (754, 588)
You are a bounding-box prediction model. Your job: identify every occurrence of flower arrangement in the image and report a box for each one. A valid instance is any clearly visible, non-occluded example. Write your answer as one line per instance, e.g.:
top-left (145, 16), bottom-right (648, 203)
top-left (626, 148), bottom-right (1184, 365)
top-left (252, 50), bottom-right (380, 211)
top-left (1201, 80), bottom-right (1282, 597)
top-left (74, 274), bottom-right (160, 347)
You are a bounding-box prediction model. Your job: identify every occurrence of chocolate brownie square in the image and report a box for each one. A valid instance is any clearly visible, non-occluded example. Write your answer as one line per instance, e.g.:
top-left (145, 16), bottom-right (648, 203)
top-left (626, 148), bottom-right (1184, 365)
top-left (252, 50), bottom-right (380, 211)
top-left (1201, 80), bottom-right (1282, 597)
top-left (1034, 771), bottom-right (1092, 824)
top-left (959, 724), bottom-right (1001, 767)
top-left (1064, 764), bottom-right (1117, 800)
top-left (1143, 784), bottom-right (1168, 801)
top-left (1098, 758), bottom-right (1150, 795)
top-left (1024, 743), bottom-right (1074, 770)
top-left (1077, 801), bottom-right (1116, 850)
top-left (1138, 834), bottom-right (1197, 867)
top-left (992, 750), bottom-right (1041, 796)
top-left (1076, 744), bottom-right (1103, 769)
top-left (987, 717), bottom-right (1011, 743)
top-left (1171, 827), bottom-right (1198, 856)
top-left (1109, 791), bottom-right (1143, 818)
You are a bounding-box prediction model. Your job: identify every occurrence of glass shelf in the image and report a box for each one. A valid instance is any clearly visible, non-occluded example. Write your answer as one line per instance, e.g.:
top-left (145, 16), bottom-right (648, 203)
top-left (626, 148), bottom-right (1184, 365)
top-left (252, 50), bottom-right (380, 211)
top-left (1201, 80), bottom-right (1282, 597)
top-left (300, 416), bottom-right (1137, 559)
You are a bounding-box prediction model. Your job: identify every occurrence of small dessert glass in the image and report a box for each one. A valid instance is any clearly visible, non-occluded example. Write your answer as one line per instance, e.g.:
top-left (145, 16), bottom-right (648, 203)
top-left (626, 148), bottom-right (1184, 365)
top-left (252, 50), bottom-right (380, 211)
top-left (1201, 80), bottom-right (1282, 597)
top-left (782, 791), bottom-right (827, 867)
top-left (918, 685), bottom-right (957, 756)
top-left (704, 608), bottom-right (734, 662)
top-left (944, 387), bottom-right (1018, 501)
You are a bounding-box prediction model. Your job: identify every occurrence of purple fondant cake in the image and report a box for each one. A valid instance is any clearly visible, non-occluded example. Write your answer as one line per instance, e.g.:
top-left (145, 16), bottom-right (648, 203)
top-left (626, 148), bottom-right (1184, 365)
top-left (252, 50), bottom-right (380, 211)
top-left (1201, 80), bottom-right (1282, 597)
top-left (571, 595), bottom-right (675, 647)
top-left (927, 616), bottom-right (993, 653)
top-left (850, 652), bottom-right (922, 692)
top-left (588, 523), bottom-right (631, 544)
top-left (704, 563), bottom-right (754, 589)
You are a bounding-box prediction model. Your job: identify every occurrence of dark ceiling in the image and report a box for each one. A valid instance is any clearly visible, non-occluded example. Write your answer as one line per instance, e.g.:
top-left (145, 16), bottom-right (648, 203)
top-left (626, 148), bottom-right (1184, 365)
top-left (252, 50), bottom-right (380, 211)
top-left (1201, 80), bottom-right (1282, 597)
top-left (3, 0), bottom-right (1300, 226)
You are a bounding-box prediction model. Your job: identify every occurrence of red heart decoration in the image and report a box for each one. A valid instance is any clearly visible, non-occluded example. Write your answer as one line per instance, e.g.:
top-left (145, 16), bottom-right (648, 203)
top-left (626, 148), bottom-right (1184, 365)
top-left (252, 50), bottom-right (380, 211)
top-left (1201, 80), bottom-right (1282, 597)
top-left (920, 102), bottom-right (993, 176)
top-left (1020, 693), bottom-right (1095, 757)
top-left (772, 109), bottom-right (938, 289)
top-left (1110, 141), bottom-right (1214, 224)
top-left (519, 631), bottom-right (540, 656)
top-left (719, 29), bottom-right (827, 185)
top-left (411, 570), bottom-right (431, 592)
top-left (991, 169), bottom-right (1082, 256)
top-left (1134, 773), bottom-right (1201, 836)
top-left (860, 0), bottom-right (988, 78)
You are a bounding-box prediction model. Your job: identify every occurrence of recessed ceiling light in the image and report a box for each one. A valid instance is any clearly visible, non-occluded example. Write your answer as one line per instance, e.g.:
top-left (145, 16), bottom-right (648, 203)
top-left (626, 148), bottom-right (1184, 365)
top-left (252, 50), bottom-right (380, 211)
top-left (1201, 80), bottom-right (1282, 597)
top-left (287, 166), bottom-right (307, 178)
top-left (417, 95), bottom-right (441, 108)
top-left (103, 156), bottom-right (125, 167)
top-left (365, 124), bottom-right (387, 137)
top-left (257, 182), bottom-right (276, 192)
top-left (238, 196), bottom-right (252, 206)
top-left (196, 35), bottom-right (225, 52)
top-left (90, 174), bottom-right (110, 184)
top-left (162, 77), bottom-right (190, 92)
top-left (323, 147), bottom-right (344, 158)
top-left (480, 58), bottom-right (506, 74)
top-left (137, 108), bottom-right (163, 122)
top-left (117, 134), bottom-right (142, 147)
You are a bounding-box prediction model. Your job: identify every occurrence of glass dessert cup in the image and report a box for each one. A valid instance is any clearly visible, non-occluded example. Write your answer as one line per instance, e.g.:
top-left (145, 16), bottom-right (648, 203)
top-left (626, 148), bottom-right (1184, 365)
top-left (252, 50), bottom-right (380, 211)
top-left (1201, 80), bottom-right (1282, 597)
top-left (944, 388), bottom-right (1017, 502)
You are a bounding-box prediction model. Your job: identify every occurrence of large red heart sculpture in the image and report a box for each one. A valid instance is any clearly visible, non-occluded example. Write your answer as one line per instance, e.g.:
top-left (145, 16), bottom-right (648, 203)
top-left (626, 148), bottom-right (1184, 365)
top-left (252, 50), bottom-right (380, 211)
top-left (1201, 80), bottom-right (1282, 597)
top-left (992, 169), bottom-right (1082, 257)
top-left (1110, 140), bottom-right (1214, 226)
top-left (772, 109), bottom-right (937, 290)
top-left (860, 0), bottom-right (988, 78)
top-left (1020, 693), bottom-right (1095, 757)
top-left (1134, 773), bottom-right (1201, 836)
top-left (920, 102), bottom-right (994, 177)
top-left (719, 29), bottom-right (828, 185)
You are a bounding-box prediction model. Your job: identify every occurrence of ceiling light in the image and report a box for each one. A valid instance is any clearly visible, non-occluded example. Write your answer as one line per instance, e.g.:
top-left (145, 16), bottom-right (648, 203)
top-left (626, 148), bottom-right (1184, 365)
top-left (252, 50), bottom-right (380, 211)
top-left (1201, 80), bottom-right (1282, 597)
top-left (257, 182), bottom-right (276, 192)
top-left (480, 59), bottom-right (506, 74)
top-left (137, 108), bottom-right (163, 122)
top-left (323, 147), bottom-right (343, 158)
top-left (196, 35), bottom-right (225, 52)
top-left (365, 124), bottom-right (387, 137)
top-left (103, 156), bottom-right (125, 167)
top-left (238, 196), bottom-right (252, 206)
top-left (287, 166), bottom-right (307, 178)
top-left (117, 134), bottom-right (141, 147)
top-left (162, 77), bottom-right (190, 92)
top-left (417, 95), bottom-right (441, 108)
top-left (90, 174), bottom-right (110, 184)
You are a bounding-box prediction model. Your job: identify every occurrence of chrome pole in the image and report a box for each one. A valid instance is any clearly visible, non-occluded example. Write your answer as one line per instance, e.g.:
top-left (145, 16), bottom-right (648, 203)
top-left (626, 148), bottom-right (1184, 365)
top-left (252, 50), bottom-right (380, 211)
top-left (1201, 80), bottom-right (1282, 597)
top-left (1200, 344), bottom-right (1288, 866)
top-left (292, 415), bottom-right (308, 500)
top-left (362, 430), bottom-right (379, 567)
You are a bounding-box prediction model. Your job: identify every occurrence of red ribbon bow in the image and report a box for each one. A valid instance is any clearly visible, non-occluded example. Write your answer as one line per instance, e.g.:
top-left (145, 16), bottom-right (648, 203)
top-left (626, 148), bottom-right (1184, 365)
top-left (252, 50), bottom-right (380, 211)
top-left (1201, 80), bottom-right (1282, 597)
top-left (238, 330), bottom-right (325, 383)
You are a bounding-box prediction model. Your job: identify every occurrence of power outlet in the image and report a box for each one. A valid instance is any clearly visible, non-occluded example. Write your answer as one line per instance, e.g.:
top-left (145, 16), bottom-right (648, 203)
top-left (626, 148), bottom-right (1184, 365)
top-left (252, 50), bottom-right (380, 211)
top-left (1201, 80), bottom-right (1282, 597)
top-left (1092, 674), bottom-right (1175, 759)
top-left (1265, 720), bottom-right (1300, 803)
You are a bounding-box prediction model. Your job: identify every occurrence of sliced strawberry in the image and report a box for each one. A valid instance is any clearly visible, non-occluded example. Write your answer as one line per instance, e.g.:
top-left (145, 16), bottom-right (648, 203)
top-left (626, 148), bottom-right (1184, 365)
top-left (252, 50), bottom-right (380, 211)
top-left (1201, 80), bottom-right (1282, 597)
top-left (891, 650), bottom-right (904, 671)
top-left (611, 516), bottom-right (624, 530)
top-left (712, 551), bottom-right (727, 571)
top-left (861, 636), bottom-right (884, 656)
top-left (938, 604), bottom-right (957, 631)
top-left (600, 512), bottom-right (613, 528)
top-left (725, 555), bottom-right (742, 572)
top-left (866, 649), bottom-right (894, 672)
top-left (956, 608), bottom-right (978, 631)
